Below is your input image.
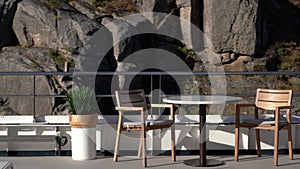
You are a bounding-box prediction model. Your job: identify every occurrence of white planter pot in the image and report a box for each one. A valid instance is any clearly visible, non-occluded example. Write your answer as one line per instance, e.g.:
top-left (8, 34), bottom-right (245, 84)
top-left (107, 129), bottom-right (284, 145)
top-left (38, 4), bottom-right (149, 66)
top-left (71, 127), bottom-right (96, 160)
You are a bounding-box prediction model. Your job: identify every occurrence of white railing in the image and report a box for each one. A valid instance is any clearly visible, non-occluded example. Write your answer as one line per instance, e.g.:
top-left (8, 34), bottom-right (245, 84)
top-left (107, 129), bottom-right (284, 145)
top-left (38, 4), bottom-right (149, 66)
top-left (1, 71), bottom-right (300, 154)
top-left (0, 71), bottom-right (299, 117)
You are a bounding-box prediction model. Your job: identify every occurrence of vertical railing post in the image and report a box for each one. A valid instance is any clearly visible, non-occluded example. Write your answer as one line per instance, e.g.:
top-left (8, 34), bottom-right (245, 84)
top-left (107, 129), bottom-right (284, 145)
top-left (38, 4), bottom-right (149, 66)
top-left (33, 74), bottom-right (36, 122)
top-left (150, 74), bottom-right (153, 120)
top-left (159, 75), bottom-right (161, 115)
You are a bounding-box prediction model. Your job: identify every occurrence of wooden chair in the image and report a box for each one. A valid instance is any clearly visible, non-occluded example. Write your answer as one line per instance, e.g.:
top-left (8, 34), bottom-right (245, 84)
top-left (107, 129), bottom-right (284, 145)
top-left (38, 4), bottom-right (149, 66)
top-left (114, 89), bottom-right (176, 167)
top-left (235, 88), bottom-right (293, 166)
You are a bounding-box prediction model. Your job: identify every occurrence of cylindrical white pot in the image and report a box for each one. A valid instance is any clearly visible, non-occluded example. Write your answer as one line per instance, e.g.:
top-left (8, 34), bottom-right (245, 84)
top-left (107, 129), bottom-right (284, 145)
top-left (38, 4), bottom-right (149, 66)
top-left (71, 127), bottom-right (96, 160)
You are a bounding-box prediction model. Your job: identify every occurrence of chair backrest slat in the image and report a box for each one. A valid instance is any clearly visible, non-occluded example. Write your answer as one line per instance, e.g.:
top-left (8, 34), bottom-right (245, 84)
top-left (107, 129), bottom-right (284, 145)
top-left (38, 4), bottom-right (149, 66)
top-left (255, 88), bottom-right (292, 110)
top-left (115, 89), bottom-right (147, 107)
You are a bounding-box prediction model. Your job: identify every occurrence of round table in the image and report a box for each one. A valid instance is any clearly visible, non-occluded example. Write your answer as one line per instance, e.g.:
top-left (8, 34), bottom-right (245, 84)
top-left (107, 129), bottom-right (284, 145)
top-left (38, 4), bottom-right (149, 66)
top-left (163, 95), bottom-right (241, 167)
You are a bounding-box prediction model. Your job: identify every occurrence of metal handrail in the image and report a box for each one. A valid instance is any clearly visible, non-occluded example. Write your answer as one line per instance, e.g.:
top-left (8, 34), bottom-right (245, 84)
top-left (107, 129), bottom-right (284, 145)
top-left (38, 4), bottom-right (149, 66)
top-left (0, 71), bottom-right (299, 75)
top-left (0, 71), bottom-right (299, 97)
top-left (0, 71), bottom-right (299, 117)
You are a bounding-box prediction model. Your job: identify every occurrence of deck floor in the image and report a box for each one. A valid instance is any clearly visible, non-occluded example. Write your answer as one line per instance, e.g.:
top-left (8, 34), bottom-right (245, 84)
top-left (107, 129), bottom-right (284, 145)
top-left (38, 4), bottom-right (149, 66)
top-left (2, 154), bottom-right (300, 169)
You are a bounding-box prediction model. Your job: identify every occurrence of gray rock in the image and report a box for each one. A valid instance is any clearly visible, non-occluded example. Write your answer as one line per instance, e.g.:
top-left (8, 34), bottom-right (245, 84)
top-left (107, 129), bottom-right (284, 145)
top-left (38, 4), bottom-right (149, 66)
top-left (101, 17), bottom-right (140, 90)
top-left (57, 9), bottom-right (100, 52)
top-left (136, 0), bottom-right (156, 12)
top-left (219, 53), bottom-right (236, 63)
top-left (204, 0), bottom-right (260, 55)
top-left (69, 0), bottom-right (101, 20)
top-left (0, 105), bottom-right (19, 115)
top-left (12, 0), bottom-right (57, 48)
top-left (0, 97), bottom-right (19, 115)
top-left (176, 0), bottom-right (191, 7)
top-left (245, 57), bottom-right (268, 71)
top-left (12, 0), bottom-right (101, 53)
top-left (179, 0), bottom-right (202, 47)
top-left (0, 47), bottom-right (59, 115)
top-left (2, 47), bottom-right (58, 71)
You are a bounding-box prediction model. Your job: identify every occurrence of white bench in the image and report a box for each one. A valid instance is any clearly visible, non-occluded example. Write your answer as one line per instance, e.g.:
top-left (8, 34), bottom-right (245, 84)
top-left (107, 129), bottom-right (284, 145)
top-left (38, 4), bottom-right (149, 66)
top-left (0, 135), bottom-right (57, 142)
top-left (0, 116), bottom-right (70, 155)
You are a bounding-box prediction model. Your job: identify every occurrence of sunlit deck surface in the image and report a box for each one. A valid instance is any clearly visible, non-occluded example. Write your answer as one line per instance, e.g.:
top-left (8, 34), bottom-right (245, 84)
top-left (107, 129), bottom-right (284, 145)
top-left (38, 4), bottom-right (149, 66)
top-left (2, 154), bottom-right (300, 169)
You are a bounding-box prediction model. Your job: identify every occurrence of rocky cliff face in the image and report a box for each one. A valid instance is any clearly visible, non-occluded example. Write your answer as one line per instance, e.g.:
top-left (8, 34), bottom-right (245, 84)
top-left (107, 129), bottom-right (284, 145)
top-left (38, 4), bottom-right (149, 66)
top-left (0, 0), bottom-right (299, 115)
top-left (0, 0), bottom-right (101, 115)
top-left (13, 0), bottom-right (101, 52)
top-left (204, 0), bottom-right (260, 55)
top-left (0, 46), bottom-right (61, 115)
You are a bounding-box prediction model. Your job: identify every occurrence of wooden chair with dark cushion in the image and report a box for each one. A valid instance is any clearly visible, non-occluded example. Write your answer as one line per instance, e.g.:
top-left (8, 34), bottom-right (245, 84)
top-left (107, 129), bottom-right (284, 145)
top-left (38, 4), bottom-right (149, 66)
top-left (235, 88), bottom-right (293, 166)
top-left (114, 89), bottom-right (176, 167)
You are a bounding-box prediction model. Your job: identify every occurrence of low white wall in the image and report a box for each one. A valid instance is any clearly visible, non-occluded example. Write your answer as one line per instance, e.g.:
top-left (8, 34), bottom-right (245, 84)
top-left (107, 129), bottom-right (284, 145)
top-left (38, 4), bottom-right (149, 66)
top-left (1, 115), bottom-right (300, 152)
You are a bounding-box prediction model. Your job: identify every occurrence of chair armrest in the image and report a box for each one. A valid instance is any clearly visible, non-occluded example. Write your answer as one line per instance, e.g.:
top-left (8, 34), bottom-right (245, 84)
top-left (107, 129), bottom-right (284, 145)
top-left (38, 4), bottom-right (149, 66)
top-left (273, 106), bottom-right (293, 125)
top-left (115, 106), bottom-right (147, 124)
top-left (150, 104), bottom-right (173, 108)
top-left (115, 107), bottom-right (144, 111)
top-left (276, 106), bottom-right (292, 110)
top-left (276, 106), bottom-right (293, 124)
top-left (149, 104), bottom-right (175, 120)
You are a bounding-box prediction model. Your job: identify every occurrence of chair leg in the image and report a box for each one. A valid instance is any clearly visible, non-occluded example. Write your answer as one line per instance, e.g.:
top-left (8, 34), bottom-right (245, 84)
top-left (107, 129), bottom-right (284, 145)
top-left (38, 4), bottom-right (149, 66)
top-left (256, 129), bottom-right (261, 157)
top-left (114, 127), bottom-right (122, 162)
top-left (234, 126), bottom-right (239, 162)
top-left (274, 127), bottom-right (279, 166)
top-left (142, 128), bottom-right (147, 167)
top-left (171, 124), bottom-right (176, 162)
top-left (287, 124), bottom-right (293, 160)
top-left (114, 116), bottom-right (123, 162)
top-left (138, 131), bottom-right (142, 157)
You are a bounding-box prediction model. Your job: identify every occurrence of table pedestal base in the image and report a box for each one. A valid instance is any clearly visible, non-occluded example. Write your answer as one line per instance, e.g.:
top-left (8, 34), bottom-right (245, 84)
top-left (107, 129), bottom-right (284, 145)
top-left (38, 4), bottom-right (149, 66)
top-left (183, 158), bottom-right (224, 167)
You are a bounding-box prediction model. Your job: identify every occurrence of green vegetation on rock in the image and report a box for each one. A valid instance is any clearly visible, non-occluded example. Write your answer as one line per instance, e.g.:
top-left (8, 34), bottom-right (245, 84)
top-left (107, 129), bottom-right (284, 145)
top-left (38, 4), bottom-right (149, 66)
top-left (92, 0), bottom-right (106, 6)
top-left (276, 42), bottom-right (300, 71)
top-left (177, 45), bottom-right (196, 60)
top-left (49, 0), bottom-right (59, 8)
top-left (48, 48), bottom-right (72, 70)
top-left (266, 41), bottom-right (300, 92)
top-left (92, 0), bottom-right (138, 16)
top-left (49, 0), bottom-right (74, 8)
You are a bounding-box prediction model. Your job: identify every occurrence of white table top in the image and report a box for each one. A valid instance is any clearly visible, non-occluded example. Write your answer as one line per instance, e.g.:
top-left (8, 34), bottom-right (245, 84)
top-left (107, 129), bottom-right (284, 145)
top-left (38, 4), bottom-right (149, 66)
top-left (163, 95), bottom-right (242, 105)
